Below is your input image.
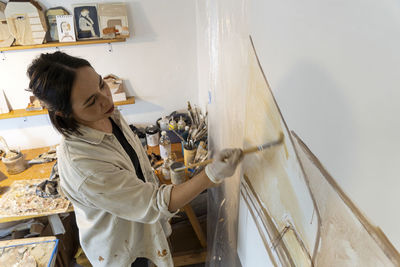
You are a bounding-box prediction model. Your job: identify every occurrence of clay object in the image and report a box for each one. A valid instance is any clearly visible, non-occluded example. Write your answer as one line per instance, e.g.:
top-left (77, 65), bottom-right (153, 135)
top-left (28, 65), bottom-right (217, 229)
top-left (2, 150), bottom-right (27, 174)
top-left (5, 0), bottom-right (48, 45)
top-left (104, 74), bottom-right (127, 102)
top-left (0, 1), bottom-right (14, 47)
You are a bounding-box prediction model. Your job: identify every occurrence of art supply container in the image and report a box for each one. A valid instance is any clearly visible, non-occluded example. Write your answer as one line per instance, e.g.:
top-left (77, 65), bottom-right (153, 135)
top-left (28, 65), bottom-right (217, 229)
top-left (145, 125), bottom-right (160, 147)
top-left (177, 116), bottom-right (186, 131)
top-left (170, 162), bottom-right (186, 184)
top-left (159, 116), bottom-right (169, 131)
top-left (183, 147), bottom-right (196, 166)
top-left (1, 151), bottom-right (27, 174)
top-left (168, 118), bottom-right (177, 130)
top-left (159, 131), bottom-right (171, 159)
top-left (161, 157), bottom-right (172, 181)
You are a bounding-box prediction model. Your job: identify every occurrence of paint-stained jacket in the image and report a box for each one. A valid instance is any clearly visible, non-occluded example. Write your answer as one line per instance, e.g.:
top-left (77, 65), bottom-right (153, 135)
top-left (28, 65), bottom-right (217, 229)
top-left (57, 110), bottom-right (176, 267)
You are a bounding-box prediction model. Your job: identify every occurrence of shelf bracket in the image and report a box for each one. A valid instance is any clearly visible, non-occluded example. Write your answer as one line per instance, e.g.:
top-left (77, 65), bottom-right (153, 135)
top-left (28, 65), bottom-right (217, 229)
top-left (1, 51), bottom-right (6, 61)
top-left (108, 43), bottom-right (113, 53)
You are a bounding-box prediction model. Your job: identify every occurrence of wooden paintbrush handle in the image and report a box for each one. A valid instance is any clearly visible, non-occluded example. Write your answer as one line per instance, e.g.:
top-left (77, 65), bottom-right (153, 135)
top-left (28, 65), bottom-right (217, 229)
top-left (187, 147), bottom-right (258, 169)
top-left (242, 146), bottom-right (259, 154)
top-left (187, 159), bottom-right (214, 169)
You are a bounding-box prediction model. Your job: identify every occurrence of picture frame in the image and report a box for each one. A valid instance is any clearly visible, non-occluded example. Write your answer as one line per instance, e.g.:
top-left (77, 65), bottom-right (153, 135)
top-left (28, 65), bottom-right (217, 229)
top-left (98, 3), bottom-right (130, 39)
top-left (4, 1), bottom-right (47, 45)
top-left (72, 4), bottom-right (100, 40)
top-left (45, 7), bottom-right (69, 42)
top-left (56, 15), bottom-right (76, 42)
top-left (0, 2), bottom-right (14, 47)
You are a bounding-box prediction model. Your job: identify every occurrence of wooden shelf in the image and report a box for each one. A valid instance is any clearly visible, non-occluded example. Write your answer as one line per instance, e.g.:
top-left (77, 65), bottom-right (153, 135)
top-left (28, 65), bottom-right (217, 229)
top-left (0, 96), bottom-right (135, 120)
top-left (0, 38), bottom-right (125, 52)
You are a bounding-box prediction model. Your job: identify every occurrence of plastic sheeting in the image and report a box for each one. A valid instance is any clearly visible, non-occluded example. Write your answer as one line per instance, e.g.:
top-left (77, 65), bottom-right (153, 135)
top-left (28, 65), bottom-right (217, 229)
top-left (198, 0), bottom-right (249, 266)
top-left (199, 1), bottom-right (400, 266)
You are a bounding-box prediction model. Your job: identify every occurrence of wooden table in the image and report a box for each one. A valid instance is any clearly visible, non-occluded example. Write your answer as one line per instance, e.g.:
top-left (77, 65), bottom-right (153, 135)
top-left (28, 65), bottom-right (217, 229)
top-left (147, 143), bottom-right (207, 248)
top-left (148, 143), bottom-right (208, 266)
top-left (0, 147), bottom-right (73, 223)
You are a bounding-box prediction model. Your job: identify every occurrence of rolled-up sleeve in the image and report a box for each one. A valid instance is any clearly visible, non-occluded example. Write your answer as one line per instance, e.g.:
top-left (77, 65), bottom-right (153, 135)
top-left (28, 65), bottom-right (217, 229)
top-left (78, 162), bottom-right (176, 223)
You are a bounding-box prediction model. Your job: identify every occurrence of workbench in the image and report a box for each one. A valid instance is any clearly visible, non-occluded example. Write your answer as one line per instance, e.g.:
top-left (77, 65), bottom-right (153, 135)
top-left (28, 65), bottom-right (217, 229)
top-left (0, 147), bottom-right (72, 223)
top-left (0, 144), bottom-right (207, 266)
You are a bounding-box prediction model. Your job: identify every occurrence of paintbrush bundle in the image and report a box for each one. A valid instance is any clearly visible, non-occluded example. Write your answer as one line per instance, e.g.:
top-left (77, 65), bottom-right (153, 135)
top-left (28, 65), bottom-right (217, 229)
top-left (185, 101), bottom-right (208, 149)
top-left (160, 102), bottom-right (209, 177)
top-left (184, 102), bottom-right (209, 176)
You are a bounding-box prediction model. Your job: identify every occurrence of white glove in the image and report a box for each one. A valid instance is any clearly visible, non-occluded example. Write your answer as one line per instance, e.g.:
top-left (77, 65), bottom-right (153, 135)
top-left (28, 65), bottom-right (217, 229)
top-left (205, 148), bottom-right (243, 184)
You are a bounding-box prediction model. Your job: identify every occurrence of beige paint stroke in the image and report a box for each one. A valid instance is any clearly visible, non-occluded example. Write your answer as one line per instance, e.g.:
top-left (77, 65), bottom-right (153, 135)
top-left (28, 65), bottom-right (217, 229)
top-left (242, 38), bottom-right (319, 266)
top-left (241, 37), bottom-right (400, 266)
top-left (291, 132), bottom-right (400, 266)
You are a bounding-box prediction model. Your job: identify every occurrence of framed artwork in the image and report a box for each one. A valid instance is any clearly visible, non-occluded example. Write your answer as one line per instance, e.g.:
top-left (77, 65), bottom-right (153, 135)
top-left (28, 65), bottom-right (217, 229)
top-left (5, 1), bottom-right (47, 45)
top-left (45, 7), bottom-right (69, 42)
top-left (98, 3), bottom-right (130, 39)
top-left (0, 2), bottom-right (14, 47)
top-left (56, 15), bottom-right (76, 42)
top-left (72, 4), bottom-right (100, 40)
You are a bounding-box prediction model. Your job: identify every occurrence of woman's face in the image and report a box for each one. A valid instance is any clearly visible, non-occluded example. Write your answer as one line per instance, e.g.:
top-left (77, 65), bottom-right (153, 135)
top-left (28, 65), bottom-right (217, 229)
top-left (70, 66), bottom-right (114, 127)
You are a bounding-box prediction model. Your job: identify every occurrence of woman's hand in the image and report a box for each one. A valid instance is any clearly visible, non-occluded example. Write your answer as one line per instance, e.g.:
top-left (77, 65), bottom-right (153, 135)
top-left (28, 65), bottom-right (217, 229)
top-left (205, 148), bottom-right (243, 184)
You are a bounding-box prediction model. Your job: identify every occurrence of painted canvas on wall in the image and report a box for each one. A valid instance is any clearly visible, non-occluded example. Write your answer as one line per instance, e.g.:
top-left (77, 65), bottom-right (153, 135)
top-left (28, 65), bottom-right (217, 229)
top-left (241, 38), bottom-right (319, 266)
top-left (241, 37), bottom-right (400, 266)
top-left (73, 4), bottom-right (100, 40)
top-left (291, 132), bottom-right (400, 266)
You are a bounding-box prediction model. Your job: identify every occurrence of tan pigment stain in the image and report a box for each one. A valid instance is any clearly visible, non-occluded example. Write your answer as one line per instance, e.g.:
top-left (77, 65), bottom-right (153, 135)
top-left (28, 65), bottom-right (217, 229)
top-left (284, 143), bottom-right (289, 159)
top-left (292, 134), bottom-right (399, 266)
top-left (98, 256), bottom-right (104, 262)
top-left (157, 249), bottom-right (167, 257)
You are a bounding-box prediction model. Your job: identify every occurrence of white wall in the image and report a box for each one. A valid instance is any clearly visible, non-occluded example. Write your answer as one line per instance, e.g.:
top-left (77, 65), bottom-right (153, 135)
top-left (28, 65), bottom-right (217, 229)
top-left (249, 0), bottom-right (400, 251)
top-left (0, 0), bottom-right (199, 149)
top-left (237, 195), bottom-right (274, 267)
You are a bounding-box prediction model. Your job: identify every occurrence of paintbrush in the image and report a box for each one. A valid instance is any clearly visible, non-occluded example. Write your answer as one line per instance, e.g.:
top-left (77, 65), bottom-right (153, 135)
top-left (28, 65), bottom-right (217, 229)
top-left (171, 129), bottom-right (186, 142)
top-left (175, 132), bottom-right (284, 171)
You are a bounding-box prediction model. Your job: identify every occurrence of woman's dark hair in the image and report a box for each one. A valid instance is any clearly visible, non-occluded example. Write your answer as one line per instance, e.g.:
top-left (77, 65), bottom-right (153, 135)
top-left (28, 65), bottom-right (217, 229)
top-left (27, 51), bottom-right (91, 137)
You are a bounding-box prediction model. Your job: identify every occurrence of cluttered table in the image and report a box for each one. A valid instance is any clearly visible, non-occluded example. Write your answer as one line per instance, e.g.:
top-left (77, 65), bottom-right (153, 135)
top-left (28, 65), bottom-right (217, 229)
top-left (0, 144), bottom-right (207, 248)
top-left (0, 147), bottom-right (73, 224)
top-left (147, 143), bottom-right (207, 249)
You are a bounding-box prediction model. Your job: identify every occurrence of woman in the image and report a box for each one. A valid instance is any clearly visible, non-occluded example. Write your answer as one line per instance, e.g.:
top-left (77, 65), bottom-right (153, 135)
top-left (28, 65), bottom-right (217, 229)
top-left (27, 52), bottom-right (243, 267)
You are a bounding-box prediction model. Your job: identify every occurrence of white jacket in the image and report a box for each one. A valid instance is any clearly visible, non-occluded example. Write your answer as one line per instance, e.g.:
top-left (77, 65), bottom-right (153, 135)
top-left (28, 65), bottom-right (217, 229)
top-left (57, 110), bottom-right (176, 267)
